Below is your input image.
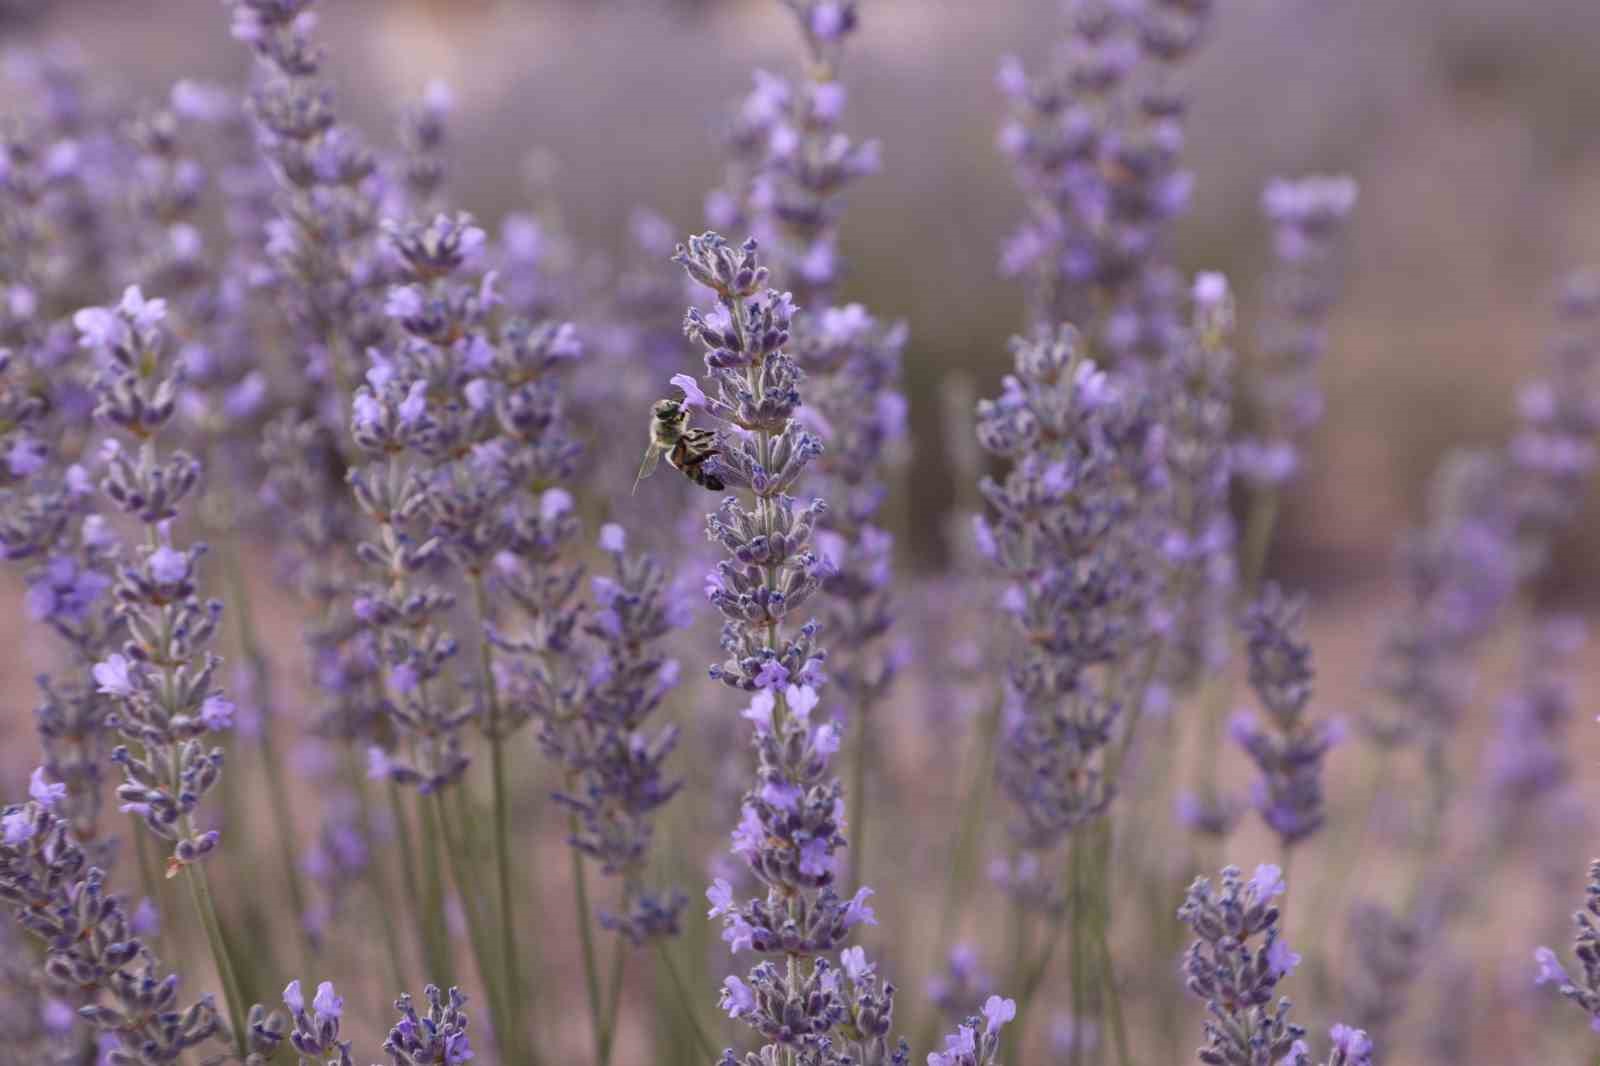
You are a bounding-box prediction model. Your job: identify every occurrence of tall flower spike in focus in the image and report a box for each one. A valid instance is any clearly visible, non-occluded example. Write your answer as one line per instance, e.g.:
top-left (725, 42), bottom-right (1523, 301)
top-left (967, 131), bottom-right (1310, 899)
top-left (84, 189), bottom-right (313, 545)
top-left (716, 0), bottom-right (909, 896)
top-left (75, 286), bottom-right (254, 1051)
top-left (673, 232), bottom-right (912, 1066)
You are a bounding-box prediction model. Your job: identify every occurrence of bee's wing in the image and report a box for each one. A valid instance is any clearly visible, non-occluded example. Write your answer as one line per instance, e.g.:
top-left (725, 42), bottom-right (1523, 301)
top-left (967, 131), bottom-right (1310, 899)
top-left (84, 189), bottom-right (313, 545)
top-left (632, 444), bottom-right (665, 495)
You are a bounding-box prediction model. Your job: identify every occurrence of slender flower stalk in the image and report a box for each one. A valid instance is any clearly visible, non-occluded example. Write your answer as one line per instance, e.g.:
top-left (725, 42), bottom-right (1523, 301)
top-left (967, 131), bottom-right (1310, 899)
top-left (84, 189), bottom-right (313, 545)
top-left (74, 285), bottom-right (253, 1055)
top-left (670, 231), bottom-right (915, 1066)
top-left (709, 0), bottom-right (906, 899)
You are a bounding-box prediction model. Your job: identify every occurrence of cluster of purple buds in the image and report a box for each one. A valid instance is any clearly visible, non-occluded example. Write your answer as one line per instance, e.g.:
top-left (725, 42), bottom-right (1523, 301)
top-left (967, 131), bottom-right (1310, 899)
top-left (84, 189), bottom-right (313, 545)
top-left (1340, 899), bottom-right (1420, 1055)
top-left (399, 80), bottom-right (452, 211)
top-left (231, 0), bottom-right (388, 402)
top-left (283, 979), bottom-right (350, 1066)
top-left (346, 271), bottom-right (472, 792)
top-left (1236, 175), bottom-right (1358, 489)
top-left (383, 985), bottom-right (474, 1066)
top-left (1365, 272), bottom-right (1600, 753)
top-left (546, 525), bottom-right (691, 943)
top-left (715, 945), bottom-right (906, 1066)
top-left (926, 943), bottom-right (997, 1023)
top-left (996, 0), bottom-right (1212, 353)
top-left (124, 101), bottom-right (211, 311)
top-left (0, 338), bottom-right (119, 842)
top-left (1535, 859), bottom-right (1600, 1033)
top-left (75, 287), bottom-right (236, 868)
top-left (711, 0), bottom-right (907, 765)
top-left (708, 0), bottom-right (878, 306)
top-left (301, 794), bottom-right (371, 943)
top-left (676, 232), bottom-right (903, 1063)
top-left (1229, 584), bottom-right (1336, 847)
top-left (793, 304), bottom-right (907, 715)
top-left (0, 49), bottom-right (118, 320)
top-left (1509, 271), bottom-right (1600, 557)
top-left (0, 801), bottom-right (234, 1064)
top-left (1363, 450), bottom-right (1517, 751)
top-left (1483, 616), bottom-right (1584, 845)
top-left (925, 996), bottom-right (1017, 1066)
top-left (975, 325), bottom-right (1155, 848)
top-left (1177, 864), bottom-right (1305, 1066)
top-left (1278, 1026), bottom-right (1376, 1066)
top-left (258, 412), bottom-right (381, 744)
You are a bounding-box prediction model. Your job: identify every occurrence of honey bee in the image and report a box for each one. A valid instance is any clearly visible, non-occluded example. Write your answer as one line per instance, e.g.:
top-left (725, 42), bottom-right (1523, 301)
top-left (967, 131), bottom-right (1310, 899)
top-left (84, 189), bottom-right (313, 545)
top-left (633, 398), bottom-right (725, 493)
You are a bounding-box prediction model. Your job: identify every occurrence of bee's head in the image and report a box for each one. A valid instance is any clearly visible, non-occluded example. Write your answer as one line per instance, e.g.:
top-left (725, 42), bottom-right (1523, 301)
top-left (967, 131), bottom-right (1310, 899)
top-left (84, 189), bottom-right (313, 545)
top-left (652, 398), bottom-right (683, 422)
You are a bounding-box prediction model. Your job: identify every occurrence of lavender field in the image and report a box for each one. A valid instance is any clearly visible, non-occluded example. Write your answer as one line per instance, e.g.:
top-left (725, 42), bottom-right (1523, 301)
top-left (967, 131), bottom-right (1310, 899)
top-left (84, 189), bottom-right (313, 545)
top-left (3, 2), bottom-right (1600, 1065)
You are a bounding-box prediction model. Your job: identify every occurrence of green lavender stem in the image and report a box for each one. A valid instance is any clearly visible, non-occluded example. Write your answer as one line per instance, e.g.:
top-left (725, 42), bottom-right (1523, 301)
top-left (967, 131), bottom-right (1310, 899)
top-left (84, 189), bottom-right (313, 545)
top-left (470, 571), bottom-right (526, 1065)
top-left (429, 790), bottom-right (514, 1061)
top-left (416, 789), bottom-right (455, 989)
top-left (181, 841), bottom-right (248, 1059)
top-left (598, 929), bottom-right (629, 1066)
top-left (215, 519), bottom-right (316, 976)
top-left (348, 750), bottom-right (409, 992)
top-left (1093, 915), bottom-right (1131, 1066)
top-left (915, 696), bottom-right (1001, 1053)
top-left (569, 811), bottom-right (606, 1064)
top-left (656, 939), bottom-right (718, 1061)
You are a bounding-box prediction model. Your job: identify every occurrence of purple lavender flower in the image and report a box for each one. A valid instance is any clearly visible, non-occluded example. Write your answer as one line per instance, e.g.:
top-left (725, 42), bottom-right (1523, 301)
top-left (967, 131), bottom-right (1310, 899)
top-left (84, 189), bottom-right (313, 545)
top-left (1534, 860), bottom-right (1600, 1032)
top-left (997, 0), bottom-right (1213, 356)
top-left (976, 325), bottom-right (1159, 850)
top-left (539, 524), bottom-right (692, 944)
top-left (74, 288), bottom-right (233, 873)
top-left (927, 943), bottom-right (997, 1023)
top-left (1509, 271), bottom-right (1600, 561)
top-left (1178, 864), bottom-right (1306, 1065)
top-left (675, 231), bottom-right (909, 1066)
top-left (1340, 898), bottom-right (1421, 1053)
top-left (283, 977), bottom-right (352, 1066)
top-left (384, 985), bottom-right (472, 1066)
top-left (926, 996), bottom-right (1016, 1066)
top-left (1239, 175), bottom-right (1359, 490)
top-left (1279, 1024), bottom-right (1376, 1066)
top-left (0, 802), bottom-right (232, 1061)
top-left (1231, 583), bottom-right (1336, 847)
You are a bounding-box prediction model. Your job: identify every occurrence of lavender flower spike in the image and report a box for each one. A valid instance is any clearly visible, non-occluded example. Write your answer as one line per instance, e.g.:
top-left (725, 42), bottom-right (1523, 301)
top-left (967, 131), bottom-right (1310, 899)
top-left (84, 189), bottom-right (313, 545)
top-left (927, 995), bottom-right (1018, 1066)
top-left (1279, 1024), bottom-right (1376, 1066)
top-left (1534, 860), bottom-right (1600, 1032)
top-left (1231, 583), bottom-right (1337, 847)
top-left (675, 232), bottom-right (906, 1066)
top-left (1178, 864), bottom-right (1306, 1065)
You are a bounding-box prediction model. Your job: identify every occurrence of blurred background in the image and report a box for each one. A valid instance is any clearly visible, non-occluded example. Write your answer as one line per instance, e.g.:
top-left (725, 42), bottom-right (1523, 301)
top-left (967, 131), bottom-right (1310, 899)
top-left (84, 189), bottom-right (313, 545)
top-left (3, 2), bottom-right (1600, 1065)
top-left (6, 0), bottom-right (1600, 592)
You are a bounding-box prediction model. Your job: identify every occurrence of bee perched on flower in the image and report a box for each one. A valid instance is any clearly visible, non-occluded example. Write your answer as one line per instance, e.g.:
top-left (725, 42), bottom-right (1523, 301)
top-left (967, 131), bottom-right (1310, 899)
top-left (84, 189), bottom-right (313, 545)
top-left (634, 395), bottom-right (724, 493)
